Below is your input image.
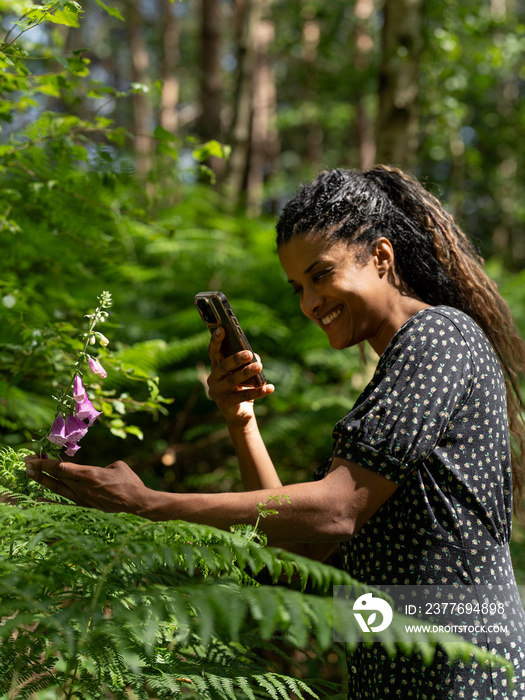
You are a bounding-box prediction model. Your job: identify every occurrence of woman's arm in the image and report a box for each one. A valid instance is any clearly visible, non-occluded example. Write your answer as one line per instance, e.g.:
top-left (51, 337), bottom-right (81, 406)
top-left (204, 330), bottom-right (343, 559)
top-left (24, 456), bottom-right (398, 546)
top-left (206, 327), bottom-right (281, 490)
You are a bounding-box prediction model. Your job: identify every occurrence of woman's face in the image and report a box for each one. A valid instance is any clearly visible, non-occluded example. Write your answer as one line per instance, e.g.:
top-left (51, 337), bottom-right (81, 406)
top-left (278, 233), bottom-right (398, 354)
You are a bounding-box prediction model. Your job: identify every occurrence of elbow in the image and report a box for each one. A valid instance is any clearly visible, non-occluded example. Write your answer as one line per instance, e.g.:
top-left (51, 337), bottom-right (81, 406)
top-left (317, 485), bottom-right (358, 541)
top-left (329, 511), bottom-right (357, 541)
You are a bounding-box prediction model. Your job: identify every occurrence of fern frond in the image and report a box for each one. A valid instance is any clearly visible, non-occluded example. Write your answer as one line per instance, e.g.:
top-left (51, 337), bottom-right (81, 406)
top-left (0, 475), bottom-right (516, 699)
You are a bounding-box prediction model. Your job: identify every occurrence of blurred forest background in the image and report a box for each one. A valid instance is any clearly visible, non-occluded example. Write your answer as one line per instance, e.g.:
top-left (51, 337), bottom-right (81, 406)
top-left (1, 0), bottom-right (525, 573)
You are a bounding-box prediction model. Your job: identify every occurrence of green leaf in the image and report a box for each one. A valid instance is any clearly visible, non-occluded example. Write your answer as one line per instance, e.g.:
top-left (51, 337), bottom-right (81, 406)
top-left (94, 0), bottom-right (124, 21)
top-left (193, 140), bottom-right (230, 162)
top-left (154, 125), bottom-right (178, 142)
top-left (56, 52), bottom-right (70, 69)
top-left (125, 425), bottom-right (144, 440)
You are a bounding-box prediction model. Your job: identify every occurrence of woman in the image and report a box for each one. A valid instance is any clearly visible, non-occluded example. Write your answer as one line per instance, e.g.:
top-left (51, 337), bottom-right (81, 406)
top-left (26, 166), bottom-right (525, 698)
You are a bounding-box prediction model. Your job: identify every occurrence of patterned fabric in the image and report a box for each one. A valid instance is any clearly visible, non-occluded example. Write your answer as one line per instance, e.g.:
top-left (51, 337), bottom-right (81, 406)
top-left (319, 306), bottom-right (525, 699)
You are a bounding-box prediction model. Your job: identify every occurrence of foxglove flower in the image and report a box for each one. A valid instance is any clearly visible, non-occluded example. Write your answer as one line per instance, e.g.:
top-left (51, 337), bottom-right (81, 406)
top-left (75, 395), bottom-right (102, 427)
top-left (65, 414), bottom-right (88, 444)
top-left (88, 356), bottom-right (107, 379)
top-left (65, 442), bottom-right (81, 457)
top-left (97, 333), bottom-right (110, 347)
top-left (73, 375), bottom-right (87, 403)
top-left (47, 414), bottom-right (67, 447)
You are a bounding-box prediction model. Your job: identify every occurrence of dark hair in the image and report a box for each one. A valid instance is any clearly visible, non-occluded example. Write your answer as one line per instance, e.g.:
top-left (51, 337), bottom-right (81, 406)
top-left (276, 165), bottom-right (525, 503)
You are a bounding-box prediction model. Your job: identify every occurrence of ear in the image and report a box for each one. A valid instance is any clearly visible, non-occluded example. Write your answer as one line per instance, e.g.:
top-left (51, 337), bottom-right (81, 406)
top-left (372, 238), bottom-right (395, 276)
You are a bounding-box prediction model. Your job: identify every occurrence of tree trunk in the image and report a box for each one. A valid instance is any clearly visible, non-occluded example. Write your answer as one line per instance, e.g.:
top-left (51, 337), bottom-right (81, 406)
top-left (353, 0), bottom-right (376, 170)
top-left (222, 0), bottom-right (263, 204)
top-left (199, 0), bottom-right (222, 140)
top-left (488, 0), bottom-right (521, 264)
top-left (159, 0), bottom-right (180, 134)
top-left (246, 7), bottom-right (278, 215)
top-left (198, 0), bottom-right (224, 181)
top-left (127, 0), bottom-right (154, 177)
top-left (300, 4), bottom-right (323, 167)
top-left (375, 0), bottom-right (422, 169)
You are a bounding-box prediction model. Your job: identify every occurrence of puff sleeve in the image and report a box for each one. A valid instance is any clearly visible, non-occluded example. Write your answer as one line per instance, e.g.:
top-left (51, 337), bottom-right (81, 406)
top-left (332, 312), bottom-right (474, 484)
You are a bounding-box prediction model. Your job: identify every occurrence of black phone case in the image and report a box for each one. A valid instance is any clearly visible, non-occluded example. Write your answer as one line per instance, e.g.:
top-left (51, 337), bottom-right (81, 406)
top-left (194, 291), bottom-right (266, 387)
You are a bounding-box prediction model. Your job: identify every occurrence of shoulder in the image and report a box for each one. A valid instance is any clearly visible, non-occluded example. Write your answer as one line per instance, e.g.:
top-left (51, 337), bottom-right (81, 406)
top-left (384, 306), bottom-right (482, 365)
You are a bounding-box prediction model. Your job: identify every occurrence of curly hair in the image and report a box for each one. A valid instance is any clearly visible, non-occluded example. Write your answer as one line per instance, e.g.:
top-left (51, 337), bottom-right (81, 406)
top-left (276, 165), bottom-right (525, 504)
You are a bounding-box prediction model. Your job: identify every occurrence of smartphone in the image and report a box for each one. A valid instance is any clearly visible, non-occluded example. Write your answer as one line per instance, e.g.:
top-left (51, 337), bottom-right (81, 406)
top-left (194, 291), bottom-right (266, 387)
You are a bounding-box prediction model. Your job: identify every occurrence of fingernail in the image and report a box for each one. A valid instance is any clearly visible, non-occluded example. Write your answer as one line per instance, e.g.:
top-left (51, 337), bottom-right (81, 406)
top-left (25, 468), bottom-right (36, 478)
top-left (240, 351), bottom-right (252, 361)
top-left (214, 328), bottom-right (222, 336)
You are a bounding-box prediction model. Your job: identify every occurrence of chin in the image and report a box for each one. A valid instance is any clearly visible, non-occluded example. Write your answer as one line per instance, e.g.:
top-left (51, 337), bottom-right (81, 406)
top-left (328, 337), bottom-right (350, 350)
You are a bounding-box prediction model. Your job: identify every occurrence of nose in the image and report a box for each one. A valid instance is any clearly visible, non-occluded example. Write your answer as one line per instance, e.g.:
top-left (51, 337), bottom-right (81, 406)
top-left (301, 287), bottom-right (324, 319)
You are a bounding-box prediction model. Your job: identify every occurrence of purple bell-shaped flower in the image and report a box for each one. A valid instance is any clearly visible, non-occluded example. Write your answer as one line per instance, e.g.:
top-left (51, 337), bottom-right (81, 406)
top-left (47, 414), bottom-right (68, 446)
top-left (65, 414), bottom-right (88, 444)
top-left (75, 395), bottom-right (102, 427)
top-left (73, 375), bottom-right (87, 403)
top-left (65, 442), bottom-right (81, 457)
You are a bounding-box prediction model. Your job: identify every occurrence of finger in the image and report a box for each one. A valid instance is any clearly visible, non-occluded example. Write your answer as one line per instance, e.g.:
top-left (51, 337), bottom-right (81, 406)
top-left (233, 359), bottom-right (266, 387)
top-left (25, 459), bottom-right (89, 483)
top-left (221, 351), bottom-right (255, 378)
top-left (210, 358), bottom-right (262, 393)
top-left (25, 468), bottom-right (80, 502)
top-left (208, 351), bottom-right (254, 389)
top-left (25, 458), bottom-right (61, 475)
top-left (208, 327), bottom-right (225, 366)
top-left (228, 383), bottom-right (275, 402)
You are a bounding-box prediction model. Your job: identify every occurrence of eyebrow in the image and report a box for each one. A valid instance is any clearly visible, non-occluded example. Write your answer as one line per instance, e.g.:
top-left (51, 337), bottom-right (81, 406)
top-left (287, 260), bottom-right (323, 284)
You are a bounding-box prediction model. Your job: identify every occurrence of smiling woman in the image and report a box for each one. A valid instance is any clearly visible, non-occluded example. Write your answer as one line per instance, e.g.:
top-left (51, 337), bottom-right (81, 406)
top-left (26, 165), bottom-right (525, 700)
top-left (278, 235), bottom-right (430, 354)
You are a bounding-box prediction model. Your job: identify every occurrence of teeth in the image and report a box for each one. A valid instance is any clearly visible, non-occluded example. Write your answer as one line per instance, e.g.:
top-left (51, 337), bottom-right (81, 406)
top-left (321, 307), bottom-right (342, 326)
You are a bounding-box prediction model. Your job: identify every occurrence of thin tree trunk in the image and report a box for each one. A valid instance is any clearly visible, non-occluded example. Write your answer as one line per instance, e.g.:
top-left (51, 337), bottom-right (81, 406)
top-left (199, 0), bottom-right (222, 140)
top-left (488, 0), bottom-right (521, 263)
top-left (159, 0), bottom-right (180, 133)
top-left (222, 0), bottom-right (263, 203)
top-left (199, 0), bottom-right (224, 181)
top-left (300, 5), bottom-right (323, 167)
top-left (353, 0), bottom-right (376, 169)
top-left (127, 0), bottom-right (154, 177)
top-left (375, 0), bottom-right (422, 169)
top-left (246, 7), bottom-right (278, 216)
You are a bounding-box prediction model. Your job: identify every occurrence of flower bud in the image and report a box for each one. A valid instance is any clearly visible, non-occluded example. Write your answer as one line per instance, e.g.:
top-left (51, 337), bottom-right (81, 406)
top-left (88, 356), bottom-right (107, 379)
top-left (73, 375), bottom-right (87, 403)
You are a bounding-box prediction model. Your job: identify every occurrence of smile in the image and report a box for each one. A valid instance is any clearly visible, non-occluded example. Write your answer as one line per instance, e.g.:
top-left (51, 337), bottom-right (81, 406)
top-left (321, 307), bottom-right (342, 326)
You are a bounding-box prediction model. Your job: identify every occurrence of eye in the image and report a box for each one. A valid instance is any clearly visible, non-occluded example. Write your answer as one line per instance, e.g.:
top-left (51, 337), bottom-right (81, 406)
top-left (313, 268), bottom-right (333, 282)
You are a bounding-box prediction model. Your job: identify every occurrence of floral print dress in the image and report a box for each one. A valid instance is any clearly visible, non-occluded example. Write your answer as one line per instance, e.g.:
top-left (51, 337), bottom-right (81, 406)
top-left (320, 306), bottom-right (525, 699)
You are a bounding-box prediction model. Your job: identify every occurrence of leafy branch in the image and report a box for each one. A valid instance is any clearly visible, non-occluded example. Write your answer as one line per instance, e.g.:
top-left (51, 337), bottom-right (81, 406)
top-left (1, 0), bottom-right (83, 49)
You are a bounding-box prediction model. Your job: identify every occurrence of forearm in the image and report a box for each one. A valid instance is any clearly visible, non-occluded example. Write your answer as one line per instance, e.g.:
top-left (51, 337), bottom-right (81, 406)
top-left (279, 541), bottom-right (340, 562)
top-left (228, 418), bottom-right (282, 490)
top-left (139, 473), bottom-right (352, 546)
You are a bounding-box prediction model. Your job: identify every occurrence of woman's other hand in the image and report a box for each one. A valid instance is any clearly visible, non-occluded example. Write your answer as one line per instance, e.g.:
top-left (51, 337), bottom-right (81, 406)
top-left (207, 327), bottom-right (274, 428)
top-left (24, 457), bottom-right (151, 516)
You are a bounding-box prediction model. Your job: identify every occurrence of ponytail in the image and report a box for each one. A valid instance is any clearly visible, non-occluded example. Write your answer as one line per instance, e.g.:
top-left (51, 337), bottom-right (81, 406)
top-left (276, 165), bottom-right (525, 503)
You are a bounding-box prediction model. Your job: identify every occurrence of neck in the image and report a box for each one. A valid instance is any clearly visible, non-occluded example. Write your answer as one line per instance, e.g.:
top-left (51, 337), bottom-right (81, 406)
top-left (369, 297), bottom-right (433, 356)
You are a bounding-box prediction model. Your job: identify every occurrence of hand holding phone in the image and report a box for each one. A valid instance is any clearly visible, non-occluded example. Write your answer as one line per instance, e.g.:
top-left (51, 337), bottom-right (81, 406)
top-left (194, 291), bottom-right (266, 387)
top-left (195, 291), bottom-right (273, 427)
